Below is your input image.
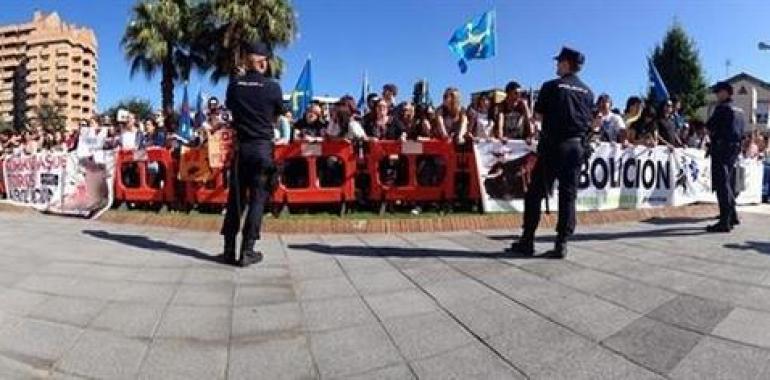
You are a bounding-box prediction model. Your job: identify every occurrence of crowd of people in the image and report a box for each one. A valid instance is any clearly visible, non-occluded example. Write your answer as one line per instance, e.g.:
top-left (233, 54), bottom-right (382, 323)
top-left (3, 80), bottom-right (770, 165)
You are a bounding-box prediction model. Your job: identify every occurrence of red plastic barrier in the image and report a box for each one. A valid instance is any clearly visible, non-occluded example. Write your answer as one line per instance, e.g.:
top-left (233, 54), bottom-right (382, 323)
top-left (367, 139), bottom-right (457, 204)
top-left (184, 169), bottom-right (229, 206)
top-left (113, 148), bottom-right (177, 205)
top-left (272, 140), bottom-right (356, 207)
top-left (455, 144), bottom-right (481, 203)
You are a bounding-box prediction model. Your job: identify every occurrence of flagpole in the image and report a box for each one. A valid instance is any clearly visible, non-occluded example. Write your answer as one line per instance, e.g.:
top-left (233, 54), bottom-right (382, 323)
top-left (491, 4), bottom-right (497, 91)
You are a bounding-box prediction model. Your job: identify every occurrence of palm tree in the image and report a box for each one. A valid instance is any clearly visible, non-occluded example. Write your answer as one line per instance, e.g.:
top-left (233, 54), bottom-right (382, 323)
top-left (34, 102), bottom-right (67, 132)
top-left (121, 0), bottom-right (209, 113)
top-left (204, 0), bottom-right (297, 82)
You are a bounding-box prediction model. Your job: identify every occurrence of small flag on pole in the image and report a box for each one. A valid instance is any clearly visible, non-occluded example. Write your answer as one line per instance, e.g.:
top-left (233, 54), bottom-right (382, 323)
top-left (291, 58), bottom-right (313, 119)
top-left (194, 88), bottom-right (206, 129)
top-left (648, 58), bottom-right (670, 104)
top-left (448, 10), bottom-right (496, 74)
top-left (357, 71), bottom-right (370, 113)
top-left (177, 84), bottom-right (193, 144)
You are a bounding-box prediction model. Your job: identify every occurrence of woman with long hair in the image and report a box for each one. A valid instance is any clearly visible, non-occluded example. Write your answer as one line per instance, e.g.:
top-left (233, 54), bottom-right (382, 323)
top-left (435, 87), bottom-right (469, 143)
top-left (467, 92), bottom-right (493, 139)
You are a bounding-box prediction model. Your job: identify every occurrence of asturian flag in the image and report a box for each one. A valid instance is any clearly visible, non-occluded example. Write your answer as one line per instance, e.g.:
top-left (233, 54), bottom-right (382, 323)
top-left (648, 58), bottom-right (670, 104)
top-left (291, 58), bottom-right (313, 118)
top-left (448, 10), bottom-right (496, 74)
top-left (177, 84), bottom-right (193, 144)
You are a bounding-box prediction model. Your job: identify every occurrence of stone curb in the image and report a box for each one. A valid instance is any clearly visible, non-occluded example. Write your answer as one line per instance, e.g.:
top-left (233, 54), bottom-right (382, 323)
top-left (0, 202), bottom-right (719, 234)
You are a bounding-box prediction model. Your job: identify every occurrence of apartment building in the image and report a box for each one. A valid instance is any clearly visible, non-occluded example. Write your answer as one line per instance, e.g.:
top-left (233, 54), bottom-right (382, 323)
top-left (0, 11), bottom-right (97, 127)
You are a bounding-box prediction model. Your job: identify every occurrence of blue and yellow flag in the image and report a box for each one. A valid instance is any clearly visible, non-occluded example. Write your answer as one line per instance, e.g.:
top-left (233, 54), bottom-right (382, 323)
top-left (291, 58), bottom-right (313, 118)
top-left (448, 10), bottom-right (496, 74)
top-left (357, 71), bottom-right (370, 113)
top-left (648, 58), bottom-right (670, 104)
top-left (177, 85), bottom-right (193, 144)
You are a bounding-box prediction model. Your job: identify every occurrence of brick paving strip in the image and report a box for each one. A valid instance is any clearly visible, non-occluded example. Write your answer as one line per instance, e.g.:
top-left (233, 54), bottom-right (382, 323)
top-left (1, 207), bottom-right (770, 378)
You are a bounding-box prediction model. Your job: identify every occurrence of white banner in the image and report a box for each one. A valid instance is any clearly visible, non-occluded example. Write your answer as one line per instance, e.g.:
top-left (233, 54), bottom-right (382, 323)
top-left (474, 140), bottom-right (763, 213)
top-left (2, 148), bottom-right (116, 218)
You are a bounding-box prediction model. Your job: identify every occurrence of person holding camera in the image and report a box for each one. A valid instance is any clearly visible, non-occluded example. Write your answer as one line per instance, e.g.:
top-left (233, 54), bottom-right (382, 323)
top-left (509, 47), bottom-right (594, 259)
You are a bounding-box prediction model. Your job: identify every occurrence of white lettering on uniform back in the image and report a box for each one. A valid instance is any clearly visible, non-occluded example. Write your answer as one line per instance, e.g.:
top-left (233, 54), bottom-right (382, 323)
top-left (557, 83), bottom-right (589, 94)
top-left (237, 81), bottom-right (265, 87)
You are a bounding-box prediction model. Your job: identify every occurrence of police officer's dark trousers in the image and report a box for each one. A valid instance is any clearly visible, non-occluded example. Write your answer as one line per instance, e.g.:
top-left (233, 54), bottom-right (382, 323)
top-left (711, 142), bottom-right (739, 227)
top-left (221, 140), bottom-right (273, 250)
top-left (522, 138), bottom-right (584, 241)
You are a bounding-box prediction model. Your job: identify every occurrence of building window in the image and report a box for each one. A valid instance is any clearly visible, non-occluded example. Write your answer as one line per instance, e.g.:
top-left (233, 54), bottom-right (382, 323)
top-left (757, 113), bottom-right (768, 124)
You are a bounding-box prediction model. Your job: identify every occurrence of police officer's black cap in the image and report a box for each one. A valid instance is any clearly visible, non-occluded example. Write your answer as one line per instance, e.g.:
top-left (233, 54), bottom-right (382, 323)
top-left (554, 46), bottom-right (585, 65)
top-left (243, 41), bottom-right (271, 57)
top-left (505, 81), bottom-right (522, 93)
top-left (712, 81), bottom-right (733, 95)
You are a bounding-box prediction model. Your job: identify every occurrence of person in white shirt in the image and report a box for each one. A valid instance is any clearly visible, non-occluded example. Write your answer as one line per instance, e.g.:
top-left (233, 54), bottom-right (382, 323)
top-left (592, 94), bottom-right (627, 145)
top-left (118, 112), bottom-right (141, 150)
top-left (325, 97), bottom-right (367, 141)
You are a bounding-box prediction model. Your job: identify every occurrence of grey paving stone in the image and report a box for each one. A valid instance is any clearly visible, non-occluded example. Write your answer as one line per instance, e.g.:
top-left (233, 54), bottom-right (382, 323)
top-left (736, 286), bottom-right (770, 312)
top-left (336, 256), bottom-right (395, 275)
top-left (90, 301), bottom-right (166, 338)
top-left (0, 288), bottom-right (50, 316)
top-left (647, 294), bottom-right (733, 334)
top-left (411, 343), bottom-right (525, 380)
top-left (603, 317), bottom-right (703, 374)
top-left (155, 306), bottom-right (230, 341)
top-left (382, 311), bottom-right (474, 361)
top-left (712, 307), bottom-right (770, 349)
top-left (669, 337), bottom-right (770, 380)
top-left (171, 283), bottom-right (234, 307)
top-left (487, 313), bottom-right (594, 376)
top-left (517, 259), bottom-right (584, 280)
top-left (301, 296), bottom-right (376, 332)
top-left (13, 274), bottom-right (79, 295)
top-left (596, 280), bottom-right (678, 314)
top-left (0, 354), bottom-right (50, 379)
top-left (229, 336), bottom-right (316, 380)
top-left (232, 302), bottom-right (302, 340)
top-left (348, 269), bottom-right (416, 295)
top-left (296, 276), bottom-right (358, 301)
top-left (537, 344), bottom-right (664, 380)
top-left (310, 324), bottom-right (403, 378)
top-left (234, 284), bottom-right (295, 306)
top-left (55, 330), bottom-right (148, 379)
top-left (444, 295), bottom-right (532, 340)
top-left (28, 296), bottom-right (105, 327)
top-left (131, 268), bottom-right (186, 284)
top-left (138, 339), bottom-right (227, 380)
top-left (181, 268), bottom-right (235, 285)
top-left (399, 261), bottom-right (466, 286)
top-left (365, 289), bottom-right (438, 320)
top-left (682, 278), bottom-right (754, 305)
top-left (290, 258), bottom-right (345, 281)
top-left (114, 282), bottom-right (177, 304)
top-left (548, 294), bottom-right (641, 341)
top-left (342, 364), bottom-right (415, 380)
top-left (0, 318), bottom-right (81, 368)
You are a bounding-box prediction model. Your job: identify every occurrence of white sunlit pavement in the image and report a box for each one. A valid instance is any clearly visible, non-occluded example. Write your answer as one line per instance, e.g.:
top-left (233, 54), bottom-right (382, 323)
top-left (2, 210), bottom-right (770, 379)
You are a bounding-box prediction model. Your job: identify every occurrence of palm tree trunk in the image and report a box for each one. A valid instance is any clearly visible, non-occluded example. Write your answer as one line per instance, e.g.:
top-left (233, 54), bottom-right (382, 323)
top-left (161, 53), bottom-right (175, 114)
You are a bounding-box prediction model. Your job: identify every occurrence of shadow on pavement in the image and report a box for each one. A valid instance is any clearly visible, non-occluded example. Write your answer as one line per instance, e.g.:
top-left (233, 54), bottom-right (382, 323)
top-left (288, 243), bottom-right (538, 260)
top-left (487, 226), bottom-right (707, 243)
top-left (641, 216), bottom-right (714, 225)
top-left (82, 229), bottom-right (226, 265)
top-left (724, 241), bottom-right (770, 255)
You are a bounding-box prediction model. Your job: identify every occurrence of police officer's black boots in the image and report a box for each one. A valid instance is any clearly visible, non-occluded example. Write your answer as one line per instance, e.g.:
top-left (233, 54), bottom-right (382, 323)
top-left (240, 239), bottom-right (263, 267)
top-left (507, 233), bottom-right (534, 256)
top-left (543, 239), bottom-right (567, 259)
top-left (223, 236), bottom-right (237, 266)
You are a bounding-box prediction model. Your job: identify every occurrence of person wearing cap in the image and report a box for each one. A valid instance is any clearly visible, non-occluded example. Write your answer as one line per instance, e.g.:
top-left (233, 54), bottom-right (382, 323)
top-left (221, 41), bottom-right (285, 267)
top-left (509, 46), bottom-right (594, 259)
top-left (495, 81), bottom-right (532, 139)
top-left (705, 81), bottom-right (745, 232)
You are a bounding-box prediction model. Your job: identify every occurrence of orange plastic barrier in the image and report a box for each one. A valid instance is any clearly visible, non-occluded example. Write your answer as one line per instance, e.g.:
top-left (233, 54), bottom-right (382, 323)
top-left (366, 139), bottom-right (457, 205)
top-left (113, 148), bottom-right (177, 205)
top-left (272, 140), bottom-right (356, 210)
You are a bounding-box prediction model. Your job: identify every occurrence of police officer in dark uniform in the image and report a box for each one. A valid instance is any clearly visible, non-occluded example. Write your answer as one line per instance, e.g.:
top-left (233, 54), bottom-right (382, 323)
top-left (705, 81), bottom-right (744, 233)
top-left (221, 41), bottom-right (284, 267)
top-left (509, 47), bottom-right (594, 259)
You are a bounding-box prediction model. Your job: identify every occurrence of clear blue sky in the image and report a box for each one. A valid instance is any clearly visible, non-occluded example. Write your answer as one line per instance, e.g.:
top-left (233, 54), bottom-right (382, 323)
top-left (4, 0), bottom-right (770, 112)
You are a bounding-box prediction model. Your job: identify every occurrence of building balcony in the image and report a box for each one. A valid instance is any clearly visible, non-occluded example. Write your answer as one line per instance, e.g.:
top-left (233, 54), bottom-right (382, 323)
top-left (56, 60), bottom-right (68, 68)
top-left (56, 86), bottom-right (68, 94)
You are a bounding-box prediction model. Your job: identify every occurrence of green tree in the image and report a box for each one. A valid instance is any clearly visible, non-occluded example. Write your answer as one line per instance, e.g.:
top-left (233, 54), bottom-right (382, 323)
top-left (121, 0), bottom-right (209, 113)
top-left (103, 97), bottom-right (155, 121)
top-left (33, 102), bottom-right (67, 132)
top-left (649, 22), bottom-right (708, 117)
top-left (203, 0), bottom-right (297, 82)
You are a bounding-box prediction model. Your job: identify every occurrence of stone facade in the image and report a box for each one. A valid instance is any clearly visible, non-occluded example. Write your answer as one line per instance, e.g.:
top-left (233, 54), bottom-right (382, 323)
top-left (0, 11), bottom-right (97, 127)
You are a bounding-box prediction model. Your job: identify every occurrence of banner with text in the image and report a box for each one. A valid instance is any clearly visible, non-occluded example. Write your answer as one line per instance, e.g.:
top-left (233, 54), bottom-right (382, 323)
top-left (473, 140), bottom-right (762, 213)
top-left (2, 149), bottom-right (116, 218)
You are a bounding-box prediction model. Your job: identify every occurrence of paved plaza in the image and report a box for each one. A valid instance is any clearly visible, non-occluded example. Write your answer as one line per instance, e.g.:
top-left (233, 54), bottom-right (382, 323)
top-left (2, 209), bottom-right (770, 379)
